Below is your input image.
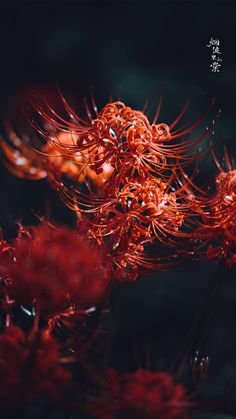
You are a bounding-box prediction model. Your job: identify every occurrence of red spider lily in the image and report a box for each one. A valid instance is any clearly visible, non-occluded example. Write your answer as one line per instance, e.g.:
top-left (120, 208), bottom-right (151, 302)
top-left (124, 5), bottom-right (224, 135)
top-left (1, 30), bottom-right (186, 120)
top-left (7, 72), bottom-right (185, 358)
top-left (203, 151), bottom-right (236, 267)
top-left (0, 326), bottom-right (71, 410)
top-left (30, 94), bottom-right (209, 181)
top-left (0, 93), bottom-right (209, 183)
top-left (90, 368), bottom-right (191, 419)
top-left (174, 148), bottom-right (236, 267)
top-left (0, 92), bottom-right (212, 279)
top-left (0, 221), bottom-right (111, 317)
top-left (51, 165), bottom-right (202, 280)
top-left (0, 124), bottom-right (114, 185)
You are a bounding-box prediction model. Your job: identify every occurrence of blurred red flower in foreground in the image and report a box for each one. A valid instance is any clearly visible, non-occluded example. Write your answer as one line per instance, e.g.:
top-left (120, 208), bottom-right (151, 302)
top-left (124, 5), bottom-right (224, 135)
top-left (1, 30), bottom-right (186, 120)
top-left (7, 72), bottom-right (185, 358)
top-left (0, 221), bottom-right (111, 317)
top-left (90, 368), bottom-right (190, 419)
top-left (0, 326), bottom-right (70, 409)
top-left (0, 119), bottom-right (114, 185)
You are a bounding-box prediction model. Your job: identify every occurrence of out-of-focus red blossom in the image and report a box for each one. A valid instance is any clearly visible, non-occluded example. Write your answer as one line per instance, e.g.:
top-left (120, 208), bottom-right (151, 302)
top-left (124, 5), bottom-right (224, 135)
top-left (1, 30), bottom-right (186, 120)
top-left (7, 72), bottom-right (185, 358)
top-left (0, 326), bottom-right (70, 409)
top-left (0, 222), bottom-right (111, 316)
top-left (0, 241), bottom-right (13, 301)
top-left (0, 240), bottom-right (11, 257)
top-left (0, 121), bottom-right (114, 184)
top-left (90, 368), bottom-right (191, 419)
top-left (43, 131), bottom-right (114, 185)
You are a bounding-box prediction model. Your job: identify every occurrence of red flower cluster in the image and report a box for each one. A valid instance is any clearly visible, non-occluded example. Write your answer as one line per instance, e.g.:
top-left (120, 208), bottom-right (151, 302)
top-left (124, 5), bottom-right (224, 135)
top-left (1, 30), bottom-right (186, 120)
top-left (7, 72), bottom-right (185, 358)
top-left (36, 98), bottom-right (209, 280)
top-left (0, 221), bottom-right (111, 317)
top-left (35, 99), bottom-right (206, 178)
top-left (174, 148), bottom-right (236, 267)
top-left (0, 95), bottom-right (210, 280)
top-left (5, 94), bottom-right (236, 276)
top-left (90, 368), bottom-right (190, 419)
top-left (202, 159), bottom-right (236, 268)
top-left (0, 326), bottom-right (70, 409)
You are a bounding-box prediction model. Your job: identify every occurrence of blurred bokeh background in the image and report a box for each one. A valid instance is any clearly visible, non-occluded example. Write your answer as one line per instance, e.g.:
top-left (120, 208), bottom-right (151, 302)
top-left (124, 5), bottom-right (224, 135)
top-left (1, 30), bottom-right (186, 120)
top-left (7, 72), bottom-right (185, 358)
top-left (0, 1), bottom-right (236, 418)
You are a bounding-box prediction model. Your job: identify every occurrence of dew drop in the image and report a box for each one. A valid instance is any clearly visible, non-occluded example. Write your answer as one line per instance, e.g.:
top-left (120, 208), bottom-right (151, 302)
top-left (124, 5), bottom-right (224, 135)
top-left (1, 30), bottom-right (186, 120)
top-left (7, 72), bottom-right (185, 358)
top-left (16, 157), bottom-right (27, 166)
top-left (109, 128), bottom-right (117, 139)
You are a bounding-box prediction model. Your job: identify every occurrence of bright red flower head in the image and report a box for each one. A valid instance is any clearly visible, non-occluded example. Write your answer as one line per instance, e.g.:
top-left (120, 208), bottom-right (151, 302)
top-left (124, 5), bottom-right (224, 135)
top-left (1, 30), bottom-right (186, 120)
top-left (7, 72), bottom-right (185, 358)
top-left (206, 168), bottom-right (236, 267)
top-left (32, 95), bottom-right (209, 181)
top-left (53, 168), bottom-right (194, 280)
top-left (190, 149), bottom-right (236, 268)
